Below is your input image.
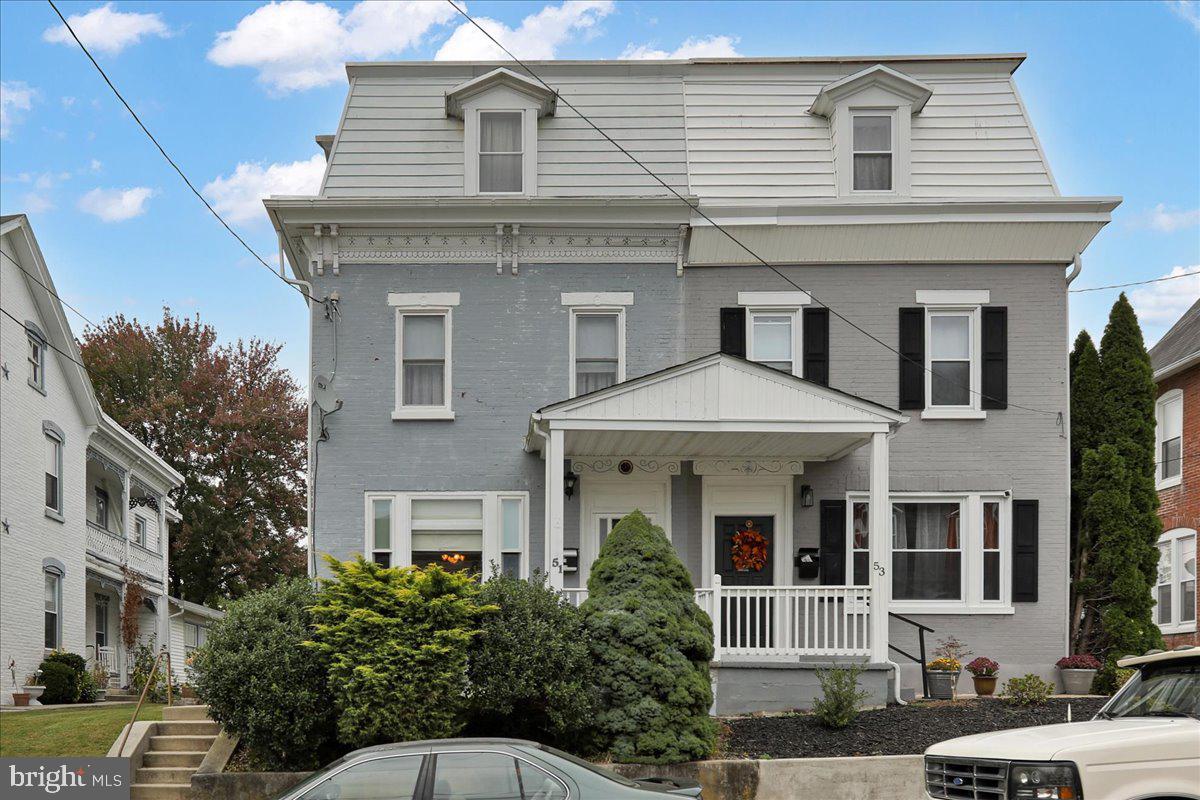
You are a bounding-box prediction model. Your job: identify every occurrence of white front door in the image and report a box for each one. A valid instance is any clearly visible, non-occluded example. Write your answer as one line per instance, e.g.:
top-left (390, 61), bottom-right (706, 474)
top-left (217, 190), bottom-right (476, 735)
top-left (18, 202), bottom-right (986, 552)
top-left (578, 474), bottom-right (670, 585)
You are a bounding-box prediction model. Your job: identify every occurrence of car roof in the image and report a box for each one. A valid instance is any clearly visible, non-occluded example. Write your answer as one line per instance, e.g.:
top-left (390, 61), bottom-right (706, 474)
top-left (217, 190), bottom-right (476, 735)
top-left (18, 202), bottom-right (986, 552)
top-left (344, 738), bottom-right (545, 759)
top-left (1118, 645), bottom-right (1200, 668)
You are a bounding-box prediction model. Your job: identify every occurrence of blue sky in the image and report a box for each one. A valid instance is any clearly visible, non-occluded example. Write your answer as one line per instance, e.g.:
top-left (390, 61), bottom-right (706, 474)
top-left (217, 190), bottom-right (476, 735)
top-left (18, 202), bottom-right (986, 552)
top-left (2, 0), bottom-right (1198, 381)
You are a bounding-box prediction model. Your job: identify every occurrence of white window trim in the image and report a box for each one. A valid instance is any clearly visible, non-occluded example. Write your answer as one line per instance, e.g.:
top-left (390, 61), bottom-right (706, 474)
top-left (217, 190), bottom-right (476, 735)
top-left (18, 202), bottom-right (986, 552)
top-left (568, 306), bottom-right (626, 398)
top-left (44, 429), bottom-right (64, 520)
top-left (745, 307), bottom-right (802, 378)
top-left (363, 491), bottom-right (530, 579)
top-left (1156, 527), bottom-right (1197, 634)
top-left (846, 490), bottom-right (1013, 615)
top-left (848, 109), bottom-right (898, 194)
top-left (921, 305), bottom-right (984, 420)
top-left (27, 330), bottom-right (46, 394)
top-left (561, 292), bottom-right (633, 307)
top-left (916, 290), bottom-right (990, 306)
top-left (1155, 389), bottom-right (1184, 490)
top-left (464, 107), bottom-right (538, 198)
top-left (737, 291), bottom-right (811, 307)
top-left (391, 297), bottom-right (457, 421)
top-left (44, 569), bottom-right (62, 650)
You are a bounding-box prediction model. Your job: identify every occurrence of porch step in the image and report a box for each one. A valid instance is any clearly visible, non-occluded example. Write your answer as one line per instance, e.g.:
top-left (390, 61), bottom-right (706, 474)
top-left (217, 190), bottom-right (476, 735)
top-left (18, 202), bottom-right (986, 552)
top-left (135, 767), bottom-right (195, 784)
top-left (142, 751), bottom-right (206, 768)
top-left (147, 734), bottom-right (216, 752)
top-left (154, 720), bottom-right (220, 736)
top-left (161, 704), bottom-right (211, 721)
top-left (107, 691), bottom-right (139, 701)
top-left (129, 783), bottom-right (191, 800)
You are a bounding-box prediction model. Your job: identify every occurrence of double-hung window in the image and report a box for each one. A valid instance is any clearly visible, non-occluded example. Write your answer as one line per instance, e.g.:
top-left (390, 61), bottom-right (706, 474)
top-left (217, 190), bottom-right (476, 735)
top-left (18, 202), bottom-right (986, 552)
top-left (572, 312), bottom-right (622, 395)
top-left (749, 312), bottom-right (796, 374)
top-left (849, 492), bottom-right (1010, 612)
top-left (852, 113), bottom-right (893, 192)
top-left (364, 492), bottom-right (528, 579)
top-left (928, 312), bottom-right (973, 408)
top-left (184, 622), bottom-right (207, 656)
top-left (27, 329), bottom-right (45, 392)
top-left (479, 111), bottom-right (523, 194)
top-left (1155, 390), bottom-right (1183, 488)
top-left (1156, 528), bottom-right (1197, 633)
top-left (391, 294), bottom-right (458, 420)
top-left (94, 487), bottom-right (110, 530)
top-left (134, 516), bottom-right (147, 548)
top-left (44, 431), bottom-right (62, 516)
top-left (44, 569), bottom-right (62, 649)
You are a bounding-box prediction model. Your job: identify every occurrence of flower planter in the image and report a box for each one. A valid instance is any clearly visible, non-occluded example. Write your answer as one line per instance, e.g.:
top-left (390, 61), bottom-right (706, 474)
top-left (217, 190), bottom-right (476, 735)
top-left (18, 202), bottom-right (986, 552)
top-left (927, 670), bottom-right (959, 700)
top-left (971, 675), bottom-right (997, 696)
top-left (12, 693), bottom-right (30, 707)
top-left (24, 685), bottom-right (45, 706)
top-left (94, 688), bottom-right (108, 702)
top-left (1059, 668), bottom-right (1096, 695)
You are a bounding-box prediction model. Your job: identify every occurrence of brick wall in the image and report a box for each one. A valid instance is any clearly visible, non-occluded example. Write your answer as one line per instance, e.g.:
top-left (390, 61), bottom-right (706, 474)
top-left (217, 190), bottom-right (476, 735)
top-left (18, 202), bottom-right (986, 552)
top-left (1156, 363), bottom-right (1200, 647)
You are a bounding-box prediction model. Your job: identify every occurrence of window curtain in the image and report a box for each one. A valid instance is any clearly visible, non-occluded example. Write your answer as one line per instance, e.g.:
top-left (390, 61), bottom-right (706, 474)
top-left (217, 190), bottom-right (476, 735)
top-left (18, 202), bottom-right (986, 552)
top-left (479, 112), bottom-right (522, 193)
top-left (402, 315), bottom-right (445, 406)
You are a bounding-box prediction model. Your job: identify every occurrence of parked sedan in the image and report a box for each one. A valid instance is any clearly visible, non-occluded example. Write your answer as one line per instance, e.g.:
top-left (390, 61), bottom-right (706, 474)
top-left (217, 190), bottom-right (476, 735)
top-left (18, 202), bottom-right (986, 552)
top-left (278, 738), bottom-right (703, 800)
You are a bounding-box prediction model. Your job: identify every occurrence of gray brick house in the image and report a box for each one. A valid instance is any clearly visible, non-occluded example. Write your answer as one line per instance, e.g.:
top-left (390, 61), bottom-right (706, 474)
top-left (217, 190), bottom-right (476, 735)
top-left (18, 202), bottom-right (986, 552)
top-left (266, 54), bottom-right (1118, 711)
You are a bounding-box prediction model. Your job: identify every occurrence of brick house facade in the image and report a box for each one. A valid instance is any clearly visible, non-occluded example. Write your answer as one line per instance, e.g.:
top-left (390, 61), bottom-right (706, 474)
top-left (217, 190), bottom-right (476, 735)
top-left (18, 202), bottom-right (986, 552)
top-left (1150, 299), bottom-right (1199, 647)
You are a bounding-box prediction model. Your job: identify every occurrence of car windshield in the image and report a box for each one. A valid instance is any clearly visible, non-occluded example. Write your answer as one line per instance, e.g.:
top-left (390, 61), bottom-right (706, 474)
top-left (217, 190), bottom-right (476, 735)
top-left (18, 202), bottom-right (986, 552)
top-left (532, 744), bottom-right (640, 787)
top-left (1103, 660), bottom-right (1200, 719)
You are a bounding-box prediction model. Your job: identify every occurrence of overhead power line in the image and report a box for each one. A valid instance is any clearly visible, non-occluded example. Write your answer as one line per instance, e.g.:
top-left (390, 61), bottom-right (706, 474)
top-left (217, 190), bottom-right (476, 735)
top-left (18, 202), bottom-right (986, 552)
top-left (0, 305), bottom-right (92, 373)
top-left (1069, 269), bottom-right (1200, 294)
top-left (0, 248), bottom-right (102, 331)
top-left (45, 0), bottom-right (315, 304)
top-left (444, 0), bottom-right (1058, 416)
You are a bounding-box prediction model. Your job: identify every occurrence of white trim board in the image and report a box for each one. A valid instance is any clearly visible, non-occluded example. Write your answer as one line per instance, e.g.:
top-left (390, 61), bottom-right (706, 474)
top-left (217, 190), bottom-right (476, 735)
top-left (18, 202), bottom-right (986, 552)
top-left (561, 292), bottom-right (634, 307)
top-left (388, 292), bottom-right (461, 307)
top-left (738, 291), bottom-right (811, 306)
top-left (916, 290), bottom-right (990, 305)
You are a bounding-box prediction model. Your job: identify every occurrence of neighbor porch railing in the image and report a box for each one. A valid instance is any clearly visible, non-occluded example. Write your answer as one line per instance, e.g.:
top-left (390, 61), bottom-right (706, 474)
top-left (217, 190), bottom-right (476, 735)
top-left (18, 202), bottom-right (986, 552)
top-left (559, 576), bottom-right (872, 659)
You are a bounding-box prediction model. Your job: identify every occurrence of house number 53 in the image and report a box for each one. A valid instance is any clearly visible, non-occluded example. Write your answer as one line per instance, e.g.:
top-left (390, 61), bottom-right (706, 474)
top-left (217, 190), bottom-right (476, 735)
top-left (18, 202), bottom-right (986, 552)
top-left (872, 561), bottom-right (886, 576)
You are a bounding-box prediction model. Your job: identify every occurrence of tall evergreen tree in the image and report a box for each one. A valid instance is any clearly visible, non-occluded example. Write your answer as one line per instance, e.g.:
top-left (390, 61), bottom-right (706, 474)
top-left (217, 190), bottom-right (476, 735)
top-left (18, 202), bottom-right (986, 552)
top-left (1068, 331), bottom-right (1103, 651)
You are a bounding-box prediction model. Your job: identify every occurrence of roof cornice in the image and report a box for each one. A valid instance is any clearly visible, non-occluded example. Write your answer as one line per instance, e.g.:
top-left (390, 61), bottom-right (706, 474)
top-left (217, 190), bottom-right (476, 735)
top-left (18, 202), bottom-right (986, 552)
top-left (809, 64), bottom-right (934, 116)
top-left (444, 67), bottom-right (557, 118)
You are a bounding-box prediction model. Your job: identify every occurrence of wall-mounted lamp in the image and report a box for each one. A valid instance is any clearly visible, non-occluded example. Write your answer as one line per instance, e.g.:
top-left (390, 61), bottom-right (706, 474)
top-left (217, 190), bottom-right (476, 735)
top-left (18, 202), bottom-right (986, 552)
top-left (564, 472), bottom-right (579, 498)
top-left (800, 484), bottom-right (815, 508)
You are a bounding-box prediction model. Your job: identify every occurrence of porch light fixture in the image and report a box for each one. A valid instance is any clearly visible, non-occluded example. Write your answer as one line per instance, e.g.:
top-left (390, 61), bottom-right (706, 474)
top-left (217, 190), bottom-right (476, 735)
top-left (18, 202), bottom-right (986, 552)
top-left (800, 485), bottom-right (815, 507)
top-left (563, 472), bottom-right (578, 498)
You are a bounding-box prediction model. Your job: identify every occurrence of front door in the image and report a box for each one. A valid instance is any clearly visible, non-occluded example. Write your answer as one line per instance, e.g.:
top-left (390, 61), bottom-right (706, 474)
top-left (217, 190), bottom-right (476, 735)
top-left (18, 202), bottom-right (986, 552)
top-left (715, 516), bottom-right (774, 648)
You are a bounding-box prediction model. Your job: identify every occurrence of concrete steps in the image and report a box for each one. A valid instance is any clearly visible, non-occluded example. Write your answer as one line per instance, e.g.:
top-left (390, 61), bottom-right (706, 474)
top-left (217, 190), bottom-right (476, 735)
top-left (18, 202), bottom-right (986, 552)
top-left (130, 706), bottom-right (217, 800)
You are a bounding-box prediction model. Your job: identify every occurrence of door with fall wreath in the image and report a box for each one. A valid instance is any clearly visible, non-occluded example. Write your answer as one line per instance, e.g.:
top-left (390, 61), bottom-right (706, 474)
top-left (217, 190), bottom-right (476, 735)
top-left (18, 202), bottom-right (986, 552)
top-left (716, 516), bottom-right (774, 648)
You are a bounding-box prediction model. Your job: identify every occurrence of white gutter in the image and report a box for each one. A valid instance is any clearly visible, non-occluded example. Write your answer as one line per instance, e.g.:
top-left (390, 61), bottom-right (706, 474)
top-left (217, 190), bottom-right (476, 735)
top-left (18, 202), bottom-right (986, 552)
top-left (1065, 253), bottom-right (1083, 284)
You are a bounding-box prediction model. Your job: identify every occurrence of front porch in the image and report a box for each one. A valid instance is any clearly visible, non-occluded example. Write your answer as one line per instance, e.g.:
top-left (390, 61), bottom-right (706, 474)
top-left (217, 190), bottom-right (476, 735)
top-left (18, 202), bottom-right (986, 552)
top-left (526, 354), bottom-right (906, 668)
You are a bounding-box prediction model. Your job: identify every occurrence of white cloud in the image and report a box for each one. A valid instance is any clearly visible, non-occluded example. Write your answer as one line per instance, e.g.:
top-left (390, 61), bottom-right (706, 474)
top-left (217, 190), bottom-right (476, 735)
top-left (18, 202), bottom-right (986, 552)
top-left (1133, 203), bottom-right (1200, 233)
top-left (1166, 0), bottom-right (1200, 31)
top-left (620, 35), bottom-right (740, 60)
top-left (22, 192), bottom-right (55, 214)
top-left (202, 154), bottom-right (325, 224)
top-left (89, 159), bottom-right (103, 173)
top-left (1, 81), bottom-right (36, 139)
top-left (77, 186), bottom-right (155, 222)
top-left (1131, 266), bottom-right (1200, 327)
top-left (43, 3), bottom-right (171, 55)
top-left (435, 1), bottom-right (614, 60)
top-left (209, 1), bottom-right (458, 93)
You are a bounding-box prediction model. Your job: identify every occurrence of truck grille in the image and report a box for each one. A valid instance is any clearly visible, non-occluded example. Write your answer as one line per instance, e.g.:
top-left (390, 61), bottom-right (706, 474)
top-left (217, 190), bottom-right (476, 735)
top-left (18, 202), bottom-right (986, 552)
top-left (925, 756), bottom-right (1008, 799)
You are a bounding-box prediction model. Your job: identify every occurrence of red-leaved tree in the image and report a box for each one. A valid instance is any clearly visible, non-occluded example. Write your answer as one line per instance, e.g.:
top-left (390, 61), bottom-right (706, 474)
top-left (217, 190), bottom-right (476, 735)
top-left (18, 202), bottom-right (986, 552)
top-left (81, 309), bottom-right (306, 605)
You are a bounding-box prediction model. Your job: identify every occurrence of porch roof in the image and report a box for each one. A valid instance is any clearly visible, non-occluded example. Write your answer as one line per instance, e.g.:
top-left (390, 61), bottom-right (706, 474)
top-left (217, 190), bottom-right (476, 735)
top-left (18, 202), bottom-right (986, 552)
top-left (526, 353), bottom-right (906, 461)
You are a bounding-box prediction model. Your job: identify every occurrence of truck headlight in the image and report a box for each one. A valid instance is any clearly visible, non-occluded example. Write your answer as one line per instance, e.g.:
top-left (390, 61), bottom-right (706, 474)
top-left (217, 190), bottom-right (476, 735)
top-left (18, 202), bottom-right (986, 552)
top-left (1008, 762), bottom-right (1082, 799)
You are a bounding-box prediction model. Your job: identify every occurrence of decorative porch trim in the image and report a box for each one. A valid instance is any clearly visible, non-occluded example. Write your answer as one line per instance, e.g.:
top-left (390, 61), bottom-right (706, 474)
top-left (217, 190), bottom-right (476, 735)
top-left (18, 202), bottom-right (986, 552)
top-left (86, 568), bottom-right (124, 594)
top-left (569, 457), bottom-right (680, 476)
top-left (87, 447), bottom-right (126, 481)
top-left (693, 459), bottom-right (804, 476)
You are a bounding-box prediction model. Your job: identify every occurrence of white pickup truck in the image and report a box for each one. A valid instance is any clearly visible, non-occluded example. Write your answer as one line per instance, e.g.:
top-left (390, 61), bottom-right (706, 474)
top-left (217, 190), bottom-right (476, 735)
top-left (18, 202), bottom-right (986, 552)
top-left (924, 646), bottom-right (1200, 800)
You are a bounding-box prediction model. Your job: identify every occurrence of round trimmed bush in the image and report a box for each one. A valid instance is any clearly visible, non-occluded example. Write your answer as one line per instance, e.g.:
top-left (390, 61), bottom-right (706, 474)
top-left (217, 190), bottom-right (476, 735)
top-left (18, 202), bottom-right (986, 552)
top-left (191, 578), bottom-right (335, 770)
top-left (38, 661), bottom-right (79, 704)
top-left (580, 510), bottom-right (716, 764)
top-left (466, 570), bottom-right (597, 749)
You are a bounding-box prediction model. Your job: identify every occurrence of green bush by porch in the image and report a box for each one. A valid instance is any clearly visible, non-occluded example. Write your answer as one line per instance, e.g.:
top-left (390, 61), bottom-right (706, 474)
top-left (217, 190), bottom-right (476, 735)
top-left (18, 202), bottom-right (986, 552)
top-left (581, 510), bottom-right (716, 764)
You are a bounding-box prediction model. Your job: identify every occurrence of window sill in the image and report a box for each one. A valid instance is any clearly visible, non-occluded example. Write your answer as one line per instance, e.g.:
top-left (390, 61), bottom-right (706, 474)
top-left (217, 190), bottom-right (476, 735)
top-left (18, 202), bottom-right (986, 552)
top-left (1158, 622), bottom-right (1197, 635)
top-left (45, 508), bottom-right (64, 523)
top-left (889, 602), bottom-right (1013, 616)
top-left (28, 379), bottom-right (46, 396)
top-left (921, 408), bottom-right (987, 420)
top-left (1156, 475), bottom-right (1183, 491)
top-left (392, 408), bottom-right (455, 421)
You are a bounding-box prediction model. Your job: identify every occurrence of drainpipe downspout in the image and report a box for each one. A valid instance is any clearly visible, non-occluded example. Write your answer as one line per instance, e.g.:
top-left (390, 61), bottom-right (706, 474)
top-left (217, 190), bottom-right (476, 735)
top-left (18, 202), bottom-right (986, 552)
top-left (887, 659), bottom-right (907, 706)
top-left (1065, 253), bottom-right (1082, 285)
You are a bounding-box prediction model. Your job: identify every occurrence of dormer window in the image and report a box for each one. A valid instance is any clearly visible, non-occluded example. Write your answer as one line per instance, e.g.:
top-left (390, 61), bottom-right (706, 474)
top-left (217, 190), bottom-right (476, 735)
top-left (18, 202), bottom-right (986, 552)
top-left (445, 67), bottom-right (556, 198)
top-left (479, 111), bottom-right (524, 194)
top-left (852, 114), bottom-right (893, 191)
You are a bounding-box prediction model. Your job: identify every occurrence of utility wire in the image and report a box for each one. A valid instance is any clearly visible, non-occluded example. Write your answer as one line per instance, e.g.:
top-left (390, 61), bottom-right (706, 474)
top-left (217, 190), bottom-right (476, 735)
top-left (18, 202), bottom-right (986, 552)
top-left (0, 305), bottom-right (92, 372)
top-left (45, 0), bottom-right (316, 305)
top-left (0, 248), bottom-right (101, 331)
top-left (1069, 269), bottom-right (1200, 294)
top-left (444, 0), bottom-right (1059, 416)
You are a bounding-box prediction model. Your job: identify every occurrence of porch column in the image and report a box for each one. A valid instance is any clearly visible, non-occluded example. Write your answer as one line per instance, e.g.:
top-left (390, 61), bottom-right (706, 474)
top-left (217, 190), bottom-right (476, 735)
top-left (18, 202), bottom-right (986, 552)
top-left (545, 428), bottom-right (566, 590)
top-left (868, 431), bottom-right (891, 663)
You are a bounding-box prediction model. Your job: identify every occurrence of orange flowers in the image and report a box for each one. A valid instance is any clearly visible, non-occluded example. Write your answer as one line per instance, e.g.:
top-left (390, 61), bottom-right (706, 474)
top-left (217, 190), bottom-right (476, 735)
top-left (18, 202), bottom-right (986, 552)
top-left (731, 522), bottom-right (769, 572)
top-left (440, 553), bottom-right (466, 565)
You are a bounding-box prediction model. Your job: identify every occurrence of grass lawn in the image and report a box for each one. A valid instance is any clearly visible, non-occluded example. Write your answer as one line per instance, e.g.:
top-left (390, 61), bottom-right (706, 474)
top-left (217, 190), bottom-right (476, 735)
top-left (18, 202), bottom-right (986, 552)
top-left (0, 704), bottom-right (166, 757)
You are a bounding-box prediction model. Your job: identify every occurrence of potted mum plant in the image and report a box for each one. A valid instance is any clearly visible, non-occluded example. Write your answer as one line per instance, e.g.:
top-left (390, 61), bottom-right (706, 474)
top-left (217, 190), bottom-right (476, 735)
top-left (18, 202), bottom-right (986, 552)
top-left (966, 657), bottom-right (999, 696)
top-left (926, 657), bottom-right (961, 699)
top-left (90, 662), bottom-right (108, 702)
top-left (1056, 654), bottom-right (1100, 694)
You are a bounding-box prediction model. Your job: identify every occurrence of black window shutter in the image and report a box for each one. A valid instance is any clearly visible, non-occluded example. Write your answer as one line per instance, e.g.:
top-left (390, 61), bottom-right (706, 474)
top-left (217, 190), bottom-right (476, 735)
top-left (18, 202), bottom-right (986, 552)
top-left (720, 307), bottom-right (746, 357)
top-left (898, 307), bottom-right (925, 409)
top-left (981, 306), bottom-right (1008, 410)
top-left (819, 499), bottom-right (846, 585)
top-left (1012, 499), bottom-right (1038, 602)
top-left (803, 307), bottom-right (830, 385)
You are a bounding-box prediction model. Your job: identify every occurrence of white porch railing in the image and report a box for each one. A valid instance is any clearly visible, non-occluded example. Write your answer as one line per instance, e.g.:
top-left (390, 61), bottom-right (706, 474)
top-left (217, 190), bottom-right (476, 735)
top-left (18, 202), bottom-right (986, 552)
top-left (96, 645), bottom-right (117, 676)
top-left (559, 577), bottom-right (872, 659)
top-left (86, 521), bottom-right (125, 563)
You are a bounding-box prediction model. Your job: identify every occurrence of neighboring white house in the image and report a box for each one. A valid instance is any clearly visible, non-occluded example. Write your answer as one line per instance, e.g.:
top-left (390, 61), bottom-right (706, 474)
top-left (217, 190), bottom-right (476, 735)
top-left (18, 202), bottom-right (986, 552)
top-left (1, 214), bottom-right (220, 700)
top-left (168, 596), bottom-right (224, 682)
